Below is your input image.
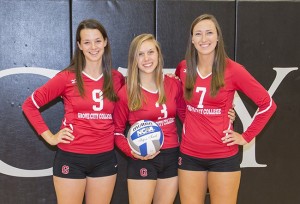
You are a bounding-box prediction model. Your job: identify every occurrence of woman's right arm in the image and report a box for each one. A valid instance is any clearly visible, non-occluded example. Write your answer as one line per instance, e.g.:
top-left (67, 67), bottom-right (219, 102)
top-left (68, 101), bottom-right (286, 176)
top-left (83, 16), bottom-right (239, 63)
top-left (22, 71), bottom-right (74, 145)
top-left (113, 87), bottom-right (134, 158)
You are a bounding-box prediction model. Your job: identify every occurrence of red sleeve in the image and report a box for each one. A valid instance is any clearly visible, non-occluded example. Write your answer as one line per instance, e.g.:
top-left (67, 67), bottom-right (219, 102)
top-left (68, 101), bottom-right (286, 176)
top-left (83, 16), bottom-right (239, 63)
top-left (22, 71), bottom-right (68, 135)
top-left (230, 61), bottom-right (277, 142)
top-left (112, 69), bottom-right (125, 92)
top-left (113, 86), bottom-right (133, 158)
top-left (168, 76), bottom-right (186, 122)
top-left (173, 61), bottom-right (187, 122)
top-left (175, 60), bottom-right (187, 80)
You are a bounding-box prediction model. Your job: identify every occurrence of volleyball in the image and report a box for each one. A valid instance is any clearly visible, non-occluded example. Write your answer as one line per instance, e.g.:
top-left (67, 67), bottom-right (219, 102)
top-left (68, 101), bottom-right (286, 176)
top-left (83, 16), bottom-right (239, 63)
top-left (127, 120), bottom-right (164, 156)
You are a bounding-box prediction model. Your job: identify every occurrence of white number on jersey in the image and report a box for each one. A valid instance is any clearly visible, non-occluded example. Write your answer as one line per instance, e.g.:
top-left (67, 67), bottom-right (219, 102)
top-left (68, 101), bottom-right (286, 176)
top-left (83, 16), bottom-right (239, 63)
top-left (92, 89), bottom-right (104, 111)
top-left (196, 87), bottom-right (206, 108)
top-left (156, 102), bottom-right (168, 119)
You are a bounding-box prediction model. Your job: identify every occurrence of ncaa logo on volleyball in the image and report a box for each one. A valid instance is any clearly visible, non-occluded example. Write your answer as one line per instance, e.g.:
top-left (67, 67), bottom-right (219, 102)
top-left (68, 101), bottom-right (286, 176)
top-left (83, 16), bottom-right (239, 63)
top-left (127, 120), bottom-right (164, 156)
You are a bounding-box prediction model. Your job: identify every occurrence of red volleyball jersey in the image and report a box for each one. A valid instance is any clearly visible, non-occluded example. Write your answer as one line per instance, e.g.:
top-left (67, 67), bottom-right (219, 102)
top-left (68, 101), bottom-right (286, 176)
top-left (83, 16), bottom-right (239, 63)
top-left (176, 59), bottom-right (277, 159)
top-left (22, 69), bottom-right (125, 154)
top-left (114, 75), bottom-right (186, 157)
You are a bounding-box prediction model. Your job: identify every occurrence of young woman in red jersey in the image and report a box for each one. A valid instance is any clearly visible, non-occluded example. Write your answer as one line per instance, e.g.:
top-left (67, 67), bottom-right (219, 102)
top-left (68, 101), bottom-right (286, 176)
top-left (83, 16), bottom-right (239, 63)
top-left (175, 14), bottom-right (277, 204)
top-left (22, 19), bottom-right (124, 204)
top-left (114, 34), bottom-right (185, 204)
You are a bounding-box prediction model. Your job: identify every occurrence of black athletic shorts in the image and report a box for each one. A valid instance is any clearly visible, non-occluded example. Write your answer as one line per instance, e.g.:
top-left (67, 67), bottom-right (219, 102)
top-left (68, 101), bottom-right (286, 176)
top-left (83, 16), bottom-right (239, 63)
top-left (178, 151), bottom-right (241, 172)
top-left (127, 147), bottom-right (179, 180)
top-left (53, 149), bottom-right (118, 179)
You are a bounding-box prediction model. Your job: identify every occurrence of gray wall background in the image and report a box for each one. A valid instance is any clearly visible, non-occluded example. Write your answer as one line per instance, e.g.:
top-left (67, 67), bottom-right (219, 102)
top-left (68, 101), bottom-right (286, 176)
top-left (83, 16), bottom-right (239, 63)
top-left (0, 0), bottom-right (299, 203)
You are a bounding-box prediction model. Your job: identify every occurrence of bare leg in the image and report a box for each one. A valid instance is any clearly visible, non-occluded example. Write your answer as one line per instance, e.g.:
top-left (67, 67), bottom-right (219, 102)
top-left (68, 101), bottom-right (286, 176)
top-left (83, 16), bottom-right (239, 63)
top-left (85, 174), bottom-right (117, 204)
top-left (178, 169), bottom-right (208, 204)
top-left (153, 176), bottom-right (178, 204)
top-left (208, 171), bottom-right (241, 204)
top-left (53, 176), bottom-right (86, 204)
top-left (127, 179), bottom-right (156, 204)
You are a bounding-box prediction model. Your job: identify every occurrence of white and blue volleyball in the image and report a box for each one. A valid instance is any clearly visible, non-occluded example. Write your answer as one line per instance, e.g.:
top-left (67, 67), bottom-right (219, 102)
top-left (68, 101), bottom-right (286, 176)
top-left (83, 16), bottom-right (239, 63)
top-left (127, 120), bottom-right (164, 156)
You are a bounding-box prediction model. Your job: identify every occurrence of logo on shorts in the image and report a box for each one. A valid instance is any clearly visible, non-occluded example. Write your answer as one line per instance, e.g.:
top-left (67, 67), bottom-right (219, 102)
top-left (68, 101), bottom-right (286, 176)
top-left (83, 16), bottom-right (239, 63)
top-left (140, 168), bottom-right (148, 177)
top-left (61, 165), bottom-right (69, 174)
top-left (178, 157), bottom-right (182, 166)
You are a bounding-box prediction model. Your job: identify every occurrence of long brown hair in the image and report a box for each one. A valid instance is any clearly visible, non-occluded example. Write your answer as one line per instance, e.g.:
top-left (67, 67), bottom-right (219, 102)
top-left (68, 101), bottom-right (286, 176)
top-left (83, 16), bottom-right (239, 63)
top-left (185, 14), bottom-right (227, 99)
top-left (65, 19), bottom-right (118, 101)
top-left (127, 34), bottom-right (165, 111)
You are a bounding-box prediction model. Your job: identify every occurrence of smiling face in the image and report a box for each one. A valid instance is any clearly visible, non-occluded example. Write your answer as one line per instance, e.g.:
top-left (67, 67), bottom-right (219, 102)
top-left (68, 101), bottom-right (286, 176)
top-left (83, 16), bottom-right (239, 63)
top-left (77, 28), bottom-right (107, 65)
top-left (137, 39), bottom-right (159, 75)
top-left (192, 19), bottom-right (218, 57)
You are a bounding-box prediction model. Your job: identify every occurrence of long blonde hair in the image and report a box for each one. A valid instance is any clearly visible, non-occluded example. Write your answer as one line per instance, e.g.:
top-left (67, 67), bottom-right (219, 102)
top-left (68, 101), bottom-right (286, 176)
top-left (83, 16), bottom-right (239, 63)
top-left (127, 34), bottom-right (166, 111)
top-left (185, 14), bottom-right (227, 99)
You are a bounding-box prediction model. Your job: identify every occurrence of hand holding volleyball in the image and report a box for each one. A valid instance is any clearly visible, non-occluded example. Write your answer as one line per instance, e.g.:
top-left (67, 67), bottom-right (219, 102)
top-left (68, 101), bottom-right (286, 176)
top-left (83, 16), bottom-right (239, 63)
top-left (131, 150), bottom-right (160, 160)
top-left (127, 120), bottom-right (164, 157)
